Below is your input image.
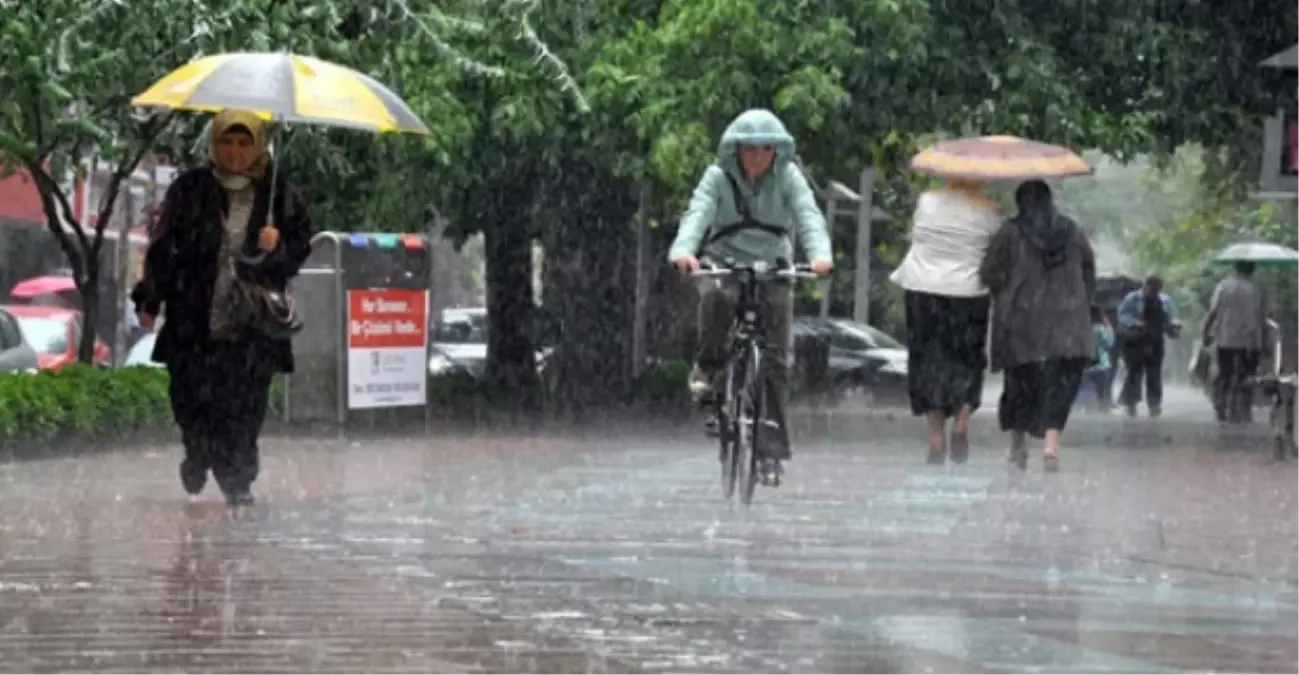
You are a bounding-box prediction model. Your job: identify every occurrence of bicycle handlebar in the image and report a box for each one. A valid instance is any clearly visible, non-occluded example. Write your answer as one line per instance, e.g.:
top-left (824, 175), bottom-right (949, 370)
top-left (691, 258), bottom-right (819, 281)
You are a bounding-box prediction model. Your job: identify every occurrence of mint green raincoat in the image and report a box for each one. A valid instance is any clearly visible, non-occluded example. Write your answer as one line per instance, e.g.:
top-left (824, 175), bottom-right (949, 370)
top-left (667, 109), bottom-right (832, 265)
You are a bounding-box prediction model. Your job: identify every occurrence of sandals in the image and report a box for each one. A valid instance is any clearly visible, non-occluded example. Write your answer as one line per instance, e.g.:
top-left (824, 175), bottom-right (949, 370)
top-left (1008, 436), bottom-right (1028, 471)
top-left (926, 438), bottom-right (947, 465)
top-left (949, 431), bottom-right (970, 464)
top-left (1043, 450), bottom-right (1061, 473)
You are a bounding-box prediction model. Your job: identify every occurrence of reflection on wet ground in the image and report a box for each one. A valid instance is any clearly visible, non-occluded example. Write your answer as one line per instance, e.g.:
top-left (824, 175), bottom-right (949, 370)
top-left (0, 409), bottom-right (1294, 673)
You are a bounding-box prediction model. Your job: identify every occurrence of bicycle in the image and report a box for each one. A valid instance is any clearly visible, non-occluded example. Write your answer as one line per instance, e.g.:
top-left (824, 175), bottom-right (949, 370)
top-left (694, 257), bottom-right (816, 505)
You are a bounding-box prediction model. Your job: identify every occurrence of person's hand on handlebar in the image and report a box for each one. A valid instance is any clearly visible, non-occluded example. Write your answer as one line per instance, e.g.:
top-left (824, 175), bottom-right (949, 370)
top-left (673, 255), bottom-right (701, 275)
top-left (810, 259), bottom-right (833, 277)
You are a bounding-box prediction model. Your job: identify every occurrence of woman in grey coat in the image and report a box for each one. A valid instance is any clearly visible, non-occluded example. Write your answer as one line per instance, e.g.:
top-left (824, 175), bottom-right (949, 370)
top-left (980, 180), bottom-right (1096, 472)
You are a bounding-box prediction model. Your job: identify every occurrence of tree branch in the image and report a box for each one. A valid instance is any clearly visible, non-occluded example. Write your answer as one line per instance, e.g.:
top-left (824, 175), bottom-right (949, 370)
top-left (90, 113), bottom-right (174, 257)
top-left (24, 158), bottom-right (87, 283)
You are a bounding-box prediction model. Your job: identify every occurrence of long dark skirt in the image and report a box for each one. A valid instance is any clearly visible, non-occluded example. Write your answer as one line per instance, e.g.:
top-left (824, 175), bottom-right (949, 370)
top-left (999, 358), bottom-right (1088, 438)
top-left (167, 340), bottom-right (276, 491)
top-left (904, 291), bottom-right (991, 418)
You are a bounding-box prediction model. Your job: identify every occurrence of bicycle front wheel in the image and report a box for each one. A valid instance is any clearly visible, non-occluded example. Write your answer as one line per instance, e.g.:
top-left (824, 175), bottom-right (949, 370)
top-left (719, 348), bottom-right (745, 499)
top-left (735, 342), bottom-right (764, 506)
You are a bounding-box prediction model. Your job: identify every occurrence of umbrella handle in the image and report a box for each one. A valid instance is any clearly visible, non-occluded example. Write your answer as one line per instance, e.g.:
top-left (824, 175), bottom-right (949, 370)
top-left (240, 250), bottom-right (271, 266)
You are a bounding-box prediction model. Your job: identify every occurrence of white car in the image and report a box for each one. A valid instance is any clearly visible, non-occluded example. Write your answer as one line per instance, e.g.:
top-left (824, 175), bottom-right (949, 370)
top-left (0, 306), bottom-right (40, 373)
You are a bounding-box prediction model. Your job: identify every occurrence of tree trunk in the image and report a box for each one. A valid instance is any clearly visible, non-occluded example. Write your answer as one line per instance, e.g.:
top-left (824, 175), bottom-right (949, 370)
top-left (539, 155), bottom-right (639, 415)
top-left (76, 255), bottom-right (100, 364)
top-left (482, 180), bottom-right (540, 406)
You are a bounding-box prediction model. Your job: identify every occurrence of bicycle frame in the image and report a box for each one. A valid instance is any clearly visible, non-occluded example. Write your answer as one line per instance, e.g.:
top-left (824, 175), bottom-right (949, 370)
top-left (695, 259), bottom-right (815, 503)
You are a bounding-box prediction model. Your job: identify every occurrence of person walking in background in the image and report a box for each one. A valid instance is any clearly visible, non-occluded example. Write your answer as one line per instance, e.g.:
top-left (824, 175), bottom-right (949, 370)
top-left (132, 109), bottom-right (313, 506)
top-left (981, 180), bottom-right (1096, 472)
top-left (1082, 304), bottom-right (1115, 412)
top-left (890, 178), bottom-right (1002, 465)
top-left (1116, 276), bottom-right (1180, 418)
top-left (1202, 261), bottom-right (1270, 423)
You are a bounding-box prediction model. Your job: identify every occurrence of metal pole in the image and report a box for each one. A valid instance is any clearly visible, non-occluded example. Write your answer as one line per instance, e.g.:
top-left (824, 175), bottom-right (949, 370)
top-left (630, 181), bottom-right (652, 381)
top-left (853, 169), bottom-right (876, 325)
top-left (820, 198), bottom-right (837, 318)
top-left (332, 236), bottom-right (347, 427)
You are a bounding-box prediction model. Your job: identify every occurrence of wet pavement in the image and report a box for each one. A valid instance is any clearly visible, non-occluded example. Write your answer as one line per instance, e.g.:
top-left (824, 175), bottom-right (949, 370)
top-left (0, 402), bottom-right (1295, 673)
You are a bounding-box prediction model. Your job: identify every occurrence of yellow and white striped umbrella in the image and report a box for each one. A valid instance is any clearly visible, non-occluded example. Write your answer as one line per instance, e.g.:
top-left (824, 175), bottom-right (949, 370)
top-left (910, 135), bottom-right (1092, 181)
top-left (132, 52), bottom-right (430, 135)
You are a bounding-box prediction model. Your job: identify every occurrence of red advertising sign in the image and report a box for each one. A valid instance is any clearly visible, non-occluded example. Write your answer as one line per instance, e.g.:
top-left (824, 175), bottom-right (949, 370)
top-left (347, 288), bottom-right (428, 349)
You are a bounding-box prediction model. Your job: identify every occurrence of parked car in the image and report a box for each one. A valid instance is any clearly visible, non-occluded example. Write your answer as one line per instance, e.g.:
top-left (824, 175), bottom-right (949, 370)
top-left (793, 315), bottom-right (908, 404)
top-left (0, 306), bottom-right (41, 373)
top-left (428, 307), bottom-right (551, 378)
top-left (3, 305), bottom-right (111, 371)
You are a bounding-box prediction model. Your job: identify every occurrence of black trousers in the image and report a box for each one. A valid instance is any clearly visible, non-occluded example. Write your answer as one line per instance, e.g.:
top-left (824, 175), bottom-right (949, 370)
top-left (904, 291), bottom-right (990, 418)
top-left (167, 341), bottom-right (275, 492)
top-left (999, 358), bottom-right (1087, 438)
top-left (1215, 348), bottom-right (1261, 422)
top-left (1120, 339), bottom-right (1164, 409)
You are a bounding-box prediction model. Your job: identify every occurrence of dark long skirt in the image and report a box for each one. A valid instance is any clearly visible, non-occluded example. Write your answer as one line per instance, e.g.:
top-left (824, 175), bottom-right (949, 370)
top-left (167, 340), bottom-right (276, 493)
top-left (904, 291), bottom-right (990, 418)
top-left (999, 358), bottom-right (1088, 438)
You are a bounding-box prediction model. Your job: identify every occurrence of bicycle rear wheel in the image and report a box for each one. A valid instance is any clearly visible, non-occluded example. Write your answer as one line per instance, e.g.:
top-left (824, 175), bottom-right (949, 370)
top-left (719, 350), bottom-right (744, 499)
top-left (736, 343), bottom-right (764, 506)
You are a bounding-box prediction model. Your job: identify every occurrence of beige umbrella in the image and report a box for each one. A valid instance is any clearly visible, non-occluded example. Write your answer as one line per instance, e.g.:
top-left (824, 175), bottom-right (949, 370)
top-left (910, 135), bottom-right (1093, 181)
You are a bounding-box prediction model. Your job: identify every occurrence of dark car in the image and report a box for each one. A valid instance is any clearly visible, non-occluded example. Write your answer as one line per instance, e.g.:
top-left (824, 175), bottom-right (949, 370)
top-left (792, 315), bottom-right (908, 405)
top-left (427, 307), bottom-right (551, 379)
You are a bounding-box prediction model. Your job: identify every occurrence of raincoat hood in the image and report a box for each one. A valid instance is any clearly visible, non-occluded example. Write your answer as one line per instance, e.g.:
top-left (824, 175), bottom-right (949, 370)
top-left (717, 109), bottom-right (797, 177)
top-left (665, 108), bottom-right (832, 265)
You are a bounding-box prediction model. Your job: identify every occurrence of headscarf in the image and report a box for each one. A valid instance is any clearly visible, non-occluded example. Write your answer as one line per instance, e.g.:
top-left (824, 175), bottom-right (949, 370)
top-left (1011, 180), bottom-right (1073, 269)
top-left (210, 108), bottom-right (268, 181)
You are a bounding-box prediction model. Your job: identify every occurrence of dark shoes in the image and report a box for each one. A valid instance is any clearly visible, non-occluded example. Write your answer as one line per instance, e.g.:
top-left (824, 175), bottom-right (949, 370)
top-left (1008, 436), bottom-right (1028, 471)
top-left (759, 457), bottom-right (783, 486)
top-left (926, 432), bottom-right (969, 465)
top-left (223, 487), bottom-right (256, 507)
top-left (191, 466), bottom-right (254, 507)
top-left (180, 459), bottom-right (208, 496)
top-left (754, 417), bottom-right (791, 458)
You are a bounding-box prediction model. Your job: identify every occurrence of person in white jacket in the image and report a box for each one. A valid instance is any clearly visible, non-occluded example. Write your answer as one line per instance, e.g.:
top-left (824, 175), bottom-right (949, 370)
top-left (890, 178), bottom-right (1002, 465)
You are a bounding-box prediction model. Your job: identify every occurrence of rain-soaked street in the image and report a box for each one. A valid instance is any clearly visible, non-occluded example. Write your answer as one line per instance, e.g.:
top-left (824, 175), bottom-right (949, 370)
top-left (0, 391), bottom-right (1295, 674)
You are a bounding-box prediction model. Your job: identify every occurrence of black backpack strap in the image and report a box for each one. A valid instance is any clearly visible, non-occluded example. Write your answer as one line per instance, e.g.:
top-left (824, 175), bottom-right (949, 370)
top-left (700, 171), bottom-right (786, 251)
top-left (723, 171), bottom-right (751, 221)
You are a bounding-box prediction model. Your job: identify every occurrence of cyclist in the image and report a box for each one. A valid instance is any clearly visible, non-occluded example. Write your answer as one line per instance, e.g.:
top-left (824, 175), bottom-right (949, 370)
top-left (668, 108), bottom-right (834, 477)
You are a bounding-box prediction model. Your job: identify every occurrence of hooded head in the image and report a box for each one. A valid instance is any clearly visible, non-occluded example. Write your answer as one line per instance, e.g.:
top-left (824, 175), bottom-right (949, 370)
top-left (717, 109), bottom-right (796, 184)
top-left (1012, 179), bottom-right (1073, 269)
top-left (210, 109), bottom-right (268, 184)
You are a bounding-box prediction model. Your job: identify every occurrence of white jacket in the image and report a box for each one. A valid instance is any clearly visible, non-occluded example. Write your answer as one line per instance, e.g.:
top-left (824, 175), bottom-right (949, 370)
top-left (889, 189), bottom-right (1002, 298)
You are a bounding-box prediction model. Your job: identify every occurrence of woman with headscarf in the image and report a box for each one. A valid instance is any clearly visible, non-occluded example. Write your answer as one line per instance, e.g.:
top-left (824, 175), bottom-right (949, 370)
top-left (131, 109), bottom-right (313, 505)
top-left (980, 180), bottom-right (1096, 472)
top-left (890, 178), bottom-right (1002, 465)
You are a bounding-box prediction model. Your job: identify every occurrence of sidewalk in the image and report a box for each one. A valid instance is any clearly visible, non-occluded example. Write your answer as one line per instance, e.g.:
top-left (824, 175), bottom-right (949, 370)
top-left (0, 416), bottom-right (1293, 673)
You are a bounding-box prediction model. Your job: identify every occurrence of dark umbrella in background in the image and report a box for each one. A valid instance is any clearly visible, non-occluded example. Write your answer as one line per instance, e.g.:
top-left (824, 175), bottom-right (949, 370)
top-left (1094, 275), bottom-right (1142, 320)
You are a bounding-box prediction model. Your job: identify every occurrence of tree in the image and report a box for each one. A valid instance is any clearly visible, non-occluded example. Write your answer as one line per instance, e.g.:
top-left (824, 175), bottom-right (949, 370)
top-left (0, 0), bottom-right (202, 362)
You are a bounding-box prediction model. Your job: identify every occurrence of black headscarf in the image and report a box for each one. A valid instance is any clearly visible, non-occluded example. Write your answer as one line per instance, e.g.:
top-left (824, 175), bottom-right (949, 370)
top-left (1011, 180), bottom-right (1073, 269)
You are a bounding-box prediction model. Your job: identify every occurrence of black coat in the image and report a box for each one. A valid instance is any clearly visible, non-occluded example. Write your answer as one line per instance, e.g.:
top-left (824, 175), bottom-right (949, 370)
top-left (131, 166), bottom-right (313, 373)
